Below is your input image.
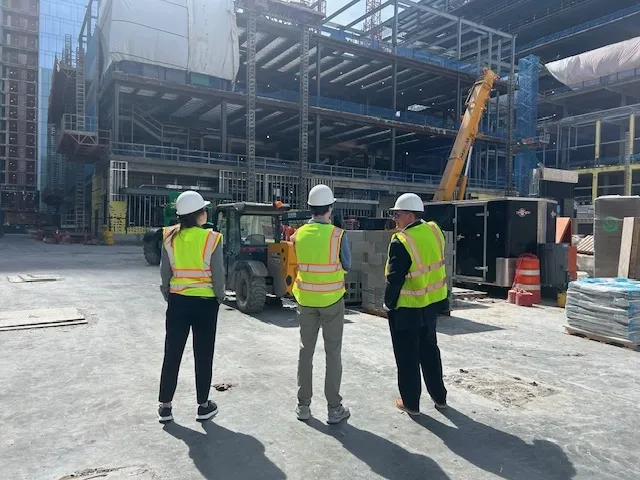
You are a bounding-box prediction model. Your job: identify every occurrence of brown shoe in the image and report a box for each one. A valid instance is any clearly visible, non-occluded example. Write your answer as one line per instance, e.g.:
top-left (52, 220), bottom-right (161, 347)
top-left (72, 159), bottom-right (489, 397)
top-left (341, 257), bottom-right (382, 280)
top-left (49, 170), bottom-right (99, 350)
top-left (395, 398), bottom-right (420, 416)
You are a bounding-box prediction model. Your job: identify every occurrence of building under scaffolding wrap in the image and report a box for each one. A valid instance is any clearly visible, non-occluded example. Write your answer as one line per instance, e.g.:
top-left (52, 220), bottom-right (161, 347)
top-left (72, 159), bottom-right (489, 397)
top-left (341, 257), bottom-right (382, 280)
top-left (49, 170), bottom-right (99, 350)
top-left (45, 0), bottom-right (517, 238)
top-left (514, 55), bottom-right (539, 196)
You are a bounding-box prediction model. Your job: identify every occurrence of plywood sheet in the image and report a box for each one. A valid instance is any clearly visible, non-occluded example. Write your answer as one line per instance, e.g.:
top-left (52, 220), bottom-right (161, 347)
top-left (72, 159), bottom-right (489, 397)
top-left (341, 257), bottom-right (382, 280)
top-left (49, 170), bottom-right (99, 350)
top-left (7, 274), bottom-right (64, 283)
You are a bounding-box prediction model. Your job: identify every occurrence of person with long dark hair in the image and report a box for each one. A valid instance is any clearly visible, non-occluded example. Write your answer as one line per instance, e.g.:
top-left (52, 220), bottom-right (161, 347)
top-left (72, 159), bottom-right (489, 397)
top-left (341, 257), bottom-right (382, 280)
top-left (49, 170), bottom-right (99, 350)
top-left (157, 191), bottom-right (225, 423)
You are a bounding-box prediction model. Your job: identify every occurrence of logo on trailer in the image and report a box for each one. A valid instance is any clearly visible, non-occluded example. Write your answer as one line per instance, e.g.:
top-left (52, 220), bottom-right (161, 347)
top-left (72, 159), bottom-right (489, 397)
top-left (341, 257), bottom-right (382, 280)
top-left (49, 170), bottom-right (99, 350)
top-left (515, 208), bottom-right (531, 218)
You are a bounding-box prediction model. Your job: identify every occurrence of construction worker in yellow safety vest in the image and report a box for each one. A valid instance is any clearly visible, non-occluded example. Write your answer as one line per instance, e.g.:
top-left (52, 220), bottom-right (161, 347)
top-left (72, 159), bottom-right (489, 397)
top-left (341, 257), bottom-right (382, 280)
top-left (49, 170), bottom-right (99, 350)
top-left (158, 190), bottom-right (225, 424)
top-left (383, 192), bottom-right (449, 417)
top-left (291, 184), bottom-right (352, 424)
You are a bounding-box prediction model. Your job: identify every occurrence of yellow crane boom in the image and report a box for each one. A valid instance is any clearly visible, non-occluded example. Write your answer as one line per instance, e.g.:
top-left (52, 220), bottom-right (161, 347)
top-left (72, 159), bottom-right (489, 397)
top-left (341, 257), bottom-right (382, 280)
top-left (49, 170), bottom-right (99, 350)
top-left (433, 67), bottom-right (498, 202)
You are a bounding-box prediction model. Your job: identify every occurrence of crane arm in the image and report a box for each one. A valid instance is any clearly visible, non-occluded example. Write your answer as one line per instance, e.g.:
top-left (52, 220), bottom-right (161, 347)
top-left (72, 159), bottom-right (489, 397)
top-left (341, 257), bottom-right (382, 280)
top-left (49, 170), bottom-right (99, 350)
top-left (433, 68), bottom-right (498, 202)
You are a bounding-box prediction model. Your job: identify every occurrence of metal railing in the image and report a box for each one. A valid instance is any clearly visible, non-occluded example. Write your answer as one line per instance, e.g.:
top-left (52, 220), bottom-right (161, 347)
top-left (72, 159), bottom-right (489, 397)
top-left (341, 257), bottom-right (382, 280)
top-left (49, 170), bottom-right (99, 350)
top-left (110, 142), bottom-right (503, 190)
top-left (542, 67), bottom-right (640, 97)
top-left (517, 4), bottom-right (640, 54)
top-left (61, 113), bottom-right (99, 133)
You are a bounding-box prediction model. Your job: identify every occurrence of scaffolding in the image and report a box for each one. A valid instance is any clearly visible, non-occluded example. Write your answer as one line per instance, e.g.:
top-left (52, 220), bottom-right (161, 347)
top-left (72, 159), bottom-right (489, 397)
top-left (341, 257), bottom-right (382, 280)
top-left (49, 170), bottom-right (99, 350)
top-left (514, 55), bottom-right (539, 195)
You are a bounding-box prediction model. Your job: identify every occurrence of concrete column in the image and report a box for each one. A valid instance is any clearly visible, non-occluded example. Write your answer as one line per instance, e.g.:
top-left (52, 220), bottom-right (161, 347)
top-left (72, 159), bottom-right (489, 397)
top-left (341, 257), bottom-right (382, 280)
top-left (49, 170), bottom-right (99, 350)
top-left (625, 114), bottom-right (635, 195)
top-left (113, 84), bottom-right (120, 144)
top-left (591, 172), bottom-right (598, 202)
top-left (221, 100), bottom-right (228, 153)
top-left (620, 96), bottom-right (628, 157)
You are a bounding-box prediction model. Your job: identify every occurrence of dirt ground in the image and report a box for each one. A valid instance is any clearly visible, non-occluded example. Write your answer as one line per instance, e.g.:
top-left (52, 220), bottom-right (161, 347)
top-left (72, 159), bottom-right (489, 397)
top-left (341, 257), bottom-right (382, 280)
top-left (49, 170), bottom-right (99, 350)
top-left (1, 234), bottom-right (639, 480)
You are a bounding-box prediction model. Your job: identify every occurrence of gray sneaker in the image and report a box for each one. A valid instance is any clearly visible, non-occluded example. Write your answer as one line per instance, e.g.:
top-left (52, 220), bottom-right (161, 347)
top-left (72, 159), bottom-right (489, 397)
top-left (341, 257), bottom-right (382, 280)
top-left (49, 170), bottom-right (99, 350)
top-left (296, 404), bottom-right (311, 421)
top-left (327, 404), bottom-right (351, 424)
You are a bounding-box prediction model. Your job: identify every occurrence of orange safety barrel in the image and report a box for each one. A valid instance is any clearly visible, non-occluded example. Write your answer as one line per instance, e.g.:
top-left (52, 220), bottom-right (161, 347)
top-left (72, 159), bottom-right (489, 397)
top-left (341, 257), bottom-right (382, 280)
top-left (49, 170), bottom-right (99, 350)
top-left (514, 254), bottom-right (541, 304)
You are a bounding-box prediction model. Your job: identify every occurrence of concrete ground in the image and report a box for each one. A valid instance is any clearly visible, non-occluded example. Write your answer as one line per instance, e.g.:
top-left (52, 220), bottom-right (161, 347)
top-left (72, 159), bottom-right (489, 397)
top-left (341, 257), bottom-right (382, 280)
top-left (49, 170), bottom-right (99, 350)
top-left (1, 234), bottom-right (638, 480)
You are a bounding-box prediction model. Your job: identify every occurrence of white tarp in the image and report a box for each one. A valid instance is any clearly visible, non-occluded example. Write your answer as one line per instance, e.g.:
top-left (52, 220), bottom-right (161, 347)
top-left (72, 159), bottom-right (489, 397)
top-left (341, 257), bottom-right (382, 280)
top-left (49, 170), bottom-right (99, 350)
top-left (545, 36), bottom-right (640, 88)
top-left (98, 0), bottom-right (239, 81)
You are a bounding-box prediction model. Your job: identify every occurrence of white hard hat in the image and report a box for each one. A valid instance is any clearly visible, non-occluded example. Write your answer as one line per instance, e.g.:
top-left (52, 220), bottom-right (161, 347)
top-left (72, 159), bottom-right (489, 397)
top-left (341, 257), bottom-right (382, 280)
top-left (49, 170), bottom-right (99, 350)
top-left (390, 193), bottom-right (424, 212)
top-left (175, 190), bottom-right (210, 216)
top-left (308, 184), bottom-right (335, 207)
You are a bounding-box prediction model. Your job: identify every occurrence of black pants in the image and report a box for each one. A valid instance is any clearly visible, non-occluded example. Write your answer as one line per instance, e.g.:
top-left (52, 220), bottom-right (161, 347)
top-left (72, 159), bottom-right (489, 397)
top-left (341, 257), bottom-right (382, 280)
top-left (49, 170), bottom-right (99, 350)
top-left (159, 294), bottom-right (220, 405)
top-left (388, 306), bottom-right (447, 411)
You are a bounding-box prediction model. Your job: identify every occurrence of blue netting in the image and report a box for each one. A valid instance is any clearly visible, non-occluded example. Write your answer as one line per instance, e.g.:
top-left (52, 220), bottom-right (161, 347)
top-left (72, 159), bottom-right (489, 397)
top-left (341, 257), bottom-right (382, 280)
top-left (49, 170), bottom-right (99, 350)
top-left (514, 55), bottom-right (539, 196)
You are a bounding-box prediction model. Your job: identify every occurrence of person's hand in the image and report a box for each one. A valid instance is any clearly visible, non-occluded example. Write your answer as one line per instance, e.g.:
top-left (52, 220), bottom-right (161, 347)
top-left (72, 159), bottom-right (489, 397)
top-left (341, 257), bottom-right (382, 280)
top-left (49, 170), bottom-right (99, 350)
top-left (383, 303), bottom-right (391, 312)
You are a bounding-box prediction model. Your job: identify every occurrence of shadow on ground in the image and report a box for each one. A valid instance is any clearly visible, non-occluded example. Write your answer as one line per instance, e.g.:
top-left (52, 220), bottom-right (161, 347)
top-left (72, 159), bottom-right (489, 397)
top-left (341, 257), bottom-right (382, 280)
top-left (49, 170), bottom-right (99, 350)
top-left (413, 407), bottom-right (576, 480)
top-left (437, 315), bottom-right (504, 336)
top-left (306, 418), bottom-right (451, 480)
top-left (163, 421), bottom-right (286, 480)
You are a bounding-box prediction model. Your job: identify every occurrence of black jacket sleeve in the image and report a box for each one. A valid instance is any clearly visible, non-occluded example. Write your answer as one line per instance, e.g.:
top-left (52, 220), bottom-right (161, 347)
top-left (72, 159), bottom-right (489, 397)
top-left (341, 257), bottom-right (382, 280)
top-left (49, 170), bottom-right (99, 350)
top-left (384, 238), bottom-right (412, 310)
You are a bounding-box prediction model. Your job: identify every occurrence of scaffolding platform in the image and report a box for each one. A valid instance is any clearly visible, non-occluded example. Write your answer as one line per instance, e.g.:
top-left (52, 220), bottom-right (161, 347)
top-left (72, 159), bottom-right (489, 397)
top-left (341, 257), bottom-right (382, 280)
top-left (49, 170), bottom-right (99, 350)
top-left (57, 114), bottom-right (111, 163)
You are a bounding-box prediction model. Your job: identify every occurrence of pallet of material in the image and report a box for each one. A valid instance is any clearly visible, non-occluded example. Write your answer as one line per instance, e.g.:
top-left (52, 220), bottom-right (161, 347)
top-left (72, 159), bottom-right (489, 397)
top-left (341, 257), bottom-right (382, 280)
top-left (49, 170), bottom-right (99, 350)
top-left (565, 325), bottom-right (639, 351)
top-left (566, 278), bottom-right (640, 344)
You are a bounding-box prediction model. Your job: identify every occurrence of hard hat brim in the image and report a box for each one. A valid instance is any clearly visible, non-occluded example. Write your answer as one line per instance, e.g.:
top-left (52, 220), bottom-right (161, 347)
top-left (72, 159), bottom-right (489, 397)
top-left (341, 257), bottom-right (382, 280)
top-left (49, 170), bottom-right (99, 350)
top-left (389, 206), bottom-right (424, 212)
top-left (177, 200), bottom-right (210, 216)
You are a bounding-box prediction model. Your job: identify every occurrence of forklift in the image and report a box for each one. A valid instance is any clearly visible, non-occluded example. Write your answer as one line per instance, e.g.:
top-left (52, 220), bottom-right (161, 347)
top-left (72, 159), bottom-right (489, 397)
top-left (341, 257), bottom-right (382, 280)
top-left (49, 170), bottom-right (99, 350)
top-left (144, 200), bottom-right (298, 314)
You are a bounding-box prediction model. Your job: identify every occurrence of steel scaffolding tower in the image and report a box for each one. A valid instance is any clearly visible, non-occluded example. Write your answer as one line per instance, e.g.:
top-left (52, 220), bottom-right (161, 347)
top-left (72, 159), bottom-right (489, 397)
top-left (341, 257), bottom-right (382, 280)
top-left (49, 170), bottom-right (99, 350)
top-left (298, 28), bottom-right (311, 208)
top-left (514, 55), bottom-right (540, 195)
top-left (364, 0), bottom-right (383, 42)
top-left (246, 9), bottom-right (259, 202)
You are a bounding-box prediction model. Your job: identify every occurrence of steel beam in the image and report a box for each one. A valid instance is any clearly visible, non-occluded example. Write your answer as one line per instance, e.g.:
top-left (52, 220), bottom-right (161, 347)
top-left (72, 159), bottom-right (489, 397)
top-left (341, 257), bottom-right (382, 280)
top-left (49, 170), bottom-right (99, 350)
top-left (221, 101), bottom-right (228, 153)
top-left (323, 0), bottom-right (360, 23)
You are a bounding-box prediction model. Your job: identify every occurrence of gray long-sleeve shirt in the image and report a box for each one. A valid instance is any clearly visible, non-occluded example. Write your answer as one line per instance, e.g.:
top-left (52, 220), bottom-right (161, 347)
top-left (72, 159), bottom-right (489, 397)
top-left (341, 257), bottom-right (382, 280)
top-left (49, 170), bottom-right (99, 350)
top-left (160, 230), bottom-right (226, 301)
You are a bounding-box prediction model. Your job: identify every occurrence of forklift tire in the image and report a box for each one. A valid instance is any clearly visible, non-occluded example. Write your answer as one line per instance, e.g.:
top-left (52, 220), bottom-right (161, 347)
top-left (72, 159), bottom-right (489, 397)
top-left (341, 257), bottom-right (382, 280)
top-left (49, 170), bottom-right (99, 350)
top-left (143, 240), bottom-right (161, 266)
top-left (236, 269), bottom-right (267, 314)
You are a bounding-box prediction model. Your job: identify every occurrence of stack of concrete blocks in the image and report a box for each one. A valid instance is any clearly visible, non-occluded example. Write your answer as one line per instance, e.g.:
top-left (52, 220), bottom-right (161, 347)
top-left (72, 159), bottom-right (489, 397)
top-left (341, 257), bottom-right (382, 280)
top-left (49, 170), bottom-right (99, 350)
top-left (349, 229), bottom-right (454, 311)
top-left (359, 230), bottom-right (395, 311)
top-left (594, 196), bottom-right (640, 277)
top-left (344, 230), bottom-right (365, 304)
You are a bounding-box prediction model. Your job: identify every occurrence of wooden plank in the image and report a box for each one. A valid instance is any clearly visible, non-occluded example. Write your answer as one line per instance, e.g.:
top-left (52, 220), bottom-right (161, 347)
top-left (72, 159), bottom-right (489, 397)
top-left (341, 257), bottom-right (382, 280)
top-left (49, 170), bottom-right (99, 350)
top-left (565, 325), bottom-right (639, 351)
top-left (617, 217), bottom-right (640, 278)
top-left (0, 308), bottom-right (85, 329)
top-left (0, 320), bottom-right (87, 332)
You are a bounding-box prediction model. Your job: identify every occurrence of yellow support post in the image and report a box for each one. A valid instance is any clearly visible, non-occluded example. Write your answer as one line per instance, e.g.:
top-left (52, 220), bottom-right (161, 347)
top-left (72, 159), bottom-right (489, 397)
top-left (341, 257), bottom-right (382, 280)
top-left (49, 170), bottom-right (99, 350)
top-left (595, 119), bottom-right (601, 162)
top-left (630, 114), bottom-right (636, 158)
top-left (627, 114), bottom-right (636, 196)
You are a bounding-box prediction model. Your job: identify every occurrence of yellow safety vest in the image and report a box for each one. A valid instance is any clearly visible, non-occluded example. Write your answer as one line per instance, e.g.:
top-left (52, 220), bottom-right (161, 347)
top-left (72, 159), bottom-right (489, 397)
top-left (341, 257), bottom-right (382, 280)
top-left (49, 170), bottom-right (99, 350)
top-left (385, 221), bottom-right (447, 309)
top-left (292, 223), bottom-right (346, 308)
top-left (163, 224), bottom-right (222, 298)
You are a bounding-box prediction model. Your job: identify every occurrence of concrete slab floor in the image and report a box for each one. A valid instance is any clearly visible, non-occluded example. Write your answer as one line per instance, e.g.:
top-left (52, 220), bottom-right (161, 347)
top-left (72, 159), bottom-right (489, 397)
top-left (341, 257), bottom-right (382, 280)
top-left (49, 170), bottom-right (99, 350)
top-left (0, 234), bottom-right (638, 480)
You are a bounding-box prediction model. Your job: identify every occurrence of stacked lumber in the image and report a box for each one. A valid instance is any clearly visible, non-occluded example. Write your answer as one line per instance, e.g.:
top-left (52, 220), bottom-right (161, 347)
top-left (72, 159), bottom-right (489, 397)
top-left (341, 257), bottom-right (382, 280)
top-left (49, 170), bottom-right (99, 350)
top-left (566, 278), bottom-right (640, 343)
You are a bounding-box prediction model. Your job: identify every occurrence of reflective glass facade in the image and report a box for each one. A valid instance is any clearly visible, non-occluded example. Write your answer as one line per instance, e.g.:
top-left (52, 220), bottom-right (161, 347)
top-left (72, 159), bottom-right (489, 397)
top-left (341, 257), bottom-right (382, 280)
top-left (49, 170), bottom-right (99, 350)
top-left (38, 0), bottom-right (85, 192)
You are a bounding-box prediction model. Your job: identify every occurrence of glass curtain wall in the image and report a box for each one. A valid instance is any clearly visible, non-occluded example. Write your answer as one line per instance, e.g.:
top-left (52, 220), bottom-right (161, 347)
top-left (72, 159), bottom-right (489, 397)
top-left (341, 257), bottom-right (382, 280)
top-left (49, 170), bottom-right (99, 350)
top-left (38, 0), bottom-right (85, 193)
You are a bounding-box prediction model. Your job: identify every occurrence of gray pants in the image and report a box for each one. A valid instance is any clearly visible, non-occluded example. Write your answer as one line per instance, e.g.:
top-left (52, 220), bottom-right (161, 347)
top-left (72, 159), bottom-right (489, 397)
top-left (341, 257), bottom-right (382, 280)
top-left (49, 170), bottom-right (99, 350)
top-left (297, 298), bottom-right (345, 409)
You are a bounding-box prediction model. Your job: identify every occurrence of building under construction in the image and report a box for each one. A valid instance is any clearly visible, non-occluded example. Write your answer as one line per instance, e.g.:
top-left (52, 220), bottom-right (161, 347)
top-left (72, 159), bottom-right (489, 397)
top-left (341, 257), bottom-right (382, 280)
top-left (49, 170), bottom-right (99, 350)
top-left (0, 0), bottom-right (40, 228)
top-left (45, 0), bottom-right (518, 237)
top-left (434, 0), bottom-right (640, 201)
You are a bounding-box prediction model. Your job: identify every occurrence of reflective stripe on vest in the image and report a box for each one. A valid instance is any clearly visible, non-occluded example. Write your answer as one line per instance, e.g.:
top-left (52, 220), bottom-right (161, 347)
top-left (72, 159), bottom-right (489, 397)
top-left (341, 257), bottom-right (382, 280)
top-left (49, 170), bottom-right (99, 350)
top-left (292, 223), bottom-right (346, 307)
top-left (163, 225), bottom-right (221, 297)
top-left (385, 221), bottom-right (447, 309)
